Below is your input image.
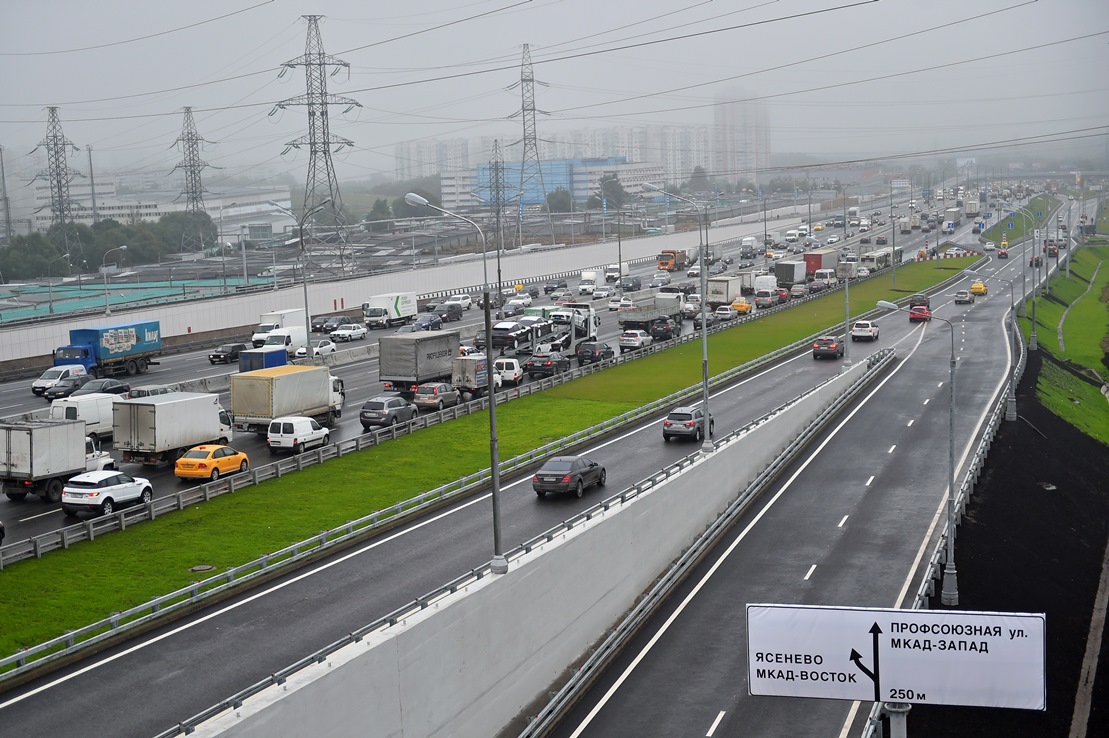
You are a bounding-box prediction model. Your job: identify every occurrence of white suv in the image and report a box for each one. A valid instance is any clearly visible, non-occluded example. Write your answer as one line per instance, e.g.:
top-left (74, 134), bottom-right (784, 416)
top-left (618, 330), bottom-right (653, 354)
top-left (446, 294), bottom-right (473, 310)
top-left (850, 320), bottom-right (880, 342)
top-left (267, 416), bottom-right (330, 455)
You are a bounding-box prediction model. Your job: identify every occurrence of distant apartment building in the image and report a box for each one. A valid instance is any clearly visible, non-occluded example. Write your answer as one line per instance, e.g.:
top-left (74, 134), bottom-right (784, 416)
top-left (713, 88), bottom-right (770, 187)
top-left (394, 138), bottom-right (471, 180)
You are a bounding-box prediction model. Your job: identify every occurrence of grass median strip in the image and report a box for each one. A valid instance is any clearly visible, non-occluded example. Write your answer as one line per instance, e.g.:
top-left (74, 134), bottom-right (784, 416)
top-left (982, 195), bottom-right (1056, 244)
top-left (0, 258), bottom-right (975, 661)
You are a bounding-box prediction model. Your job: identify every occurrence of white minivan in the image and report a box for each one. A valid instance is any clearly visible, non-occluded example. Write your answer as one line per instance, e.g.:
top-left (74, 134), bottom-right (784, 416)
top-left (31, 365), bottom-right (88, 397)
top-left (784, 230), bottom-right (800, 242)
top-left (50, 393), bottom-right (118, 444)
top-left (267, 416), bottom-right (330, 455)
top-left (814, 268), bottom-right (839, 286)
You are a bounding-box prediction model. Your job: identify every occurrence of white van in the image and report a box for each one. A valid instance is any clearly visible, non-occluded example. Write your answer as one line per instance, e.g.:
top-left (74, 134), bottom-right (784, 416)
top-left (784, 230), bottom-right (800, 243)
top-left (267, 416), bottom-right (330, 455)
top-left (814, 268), bottom-right (839, 286)
top-left (263, 326), bottom-right (308, 358)
top-left (797, 225), bottom-right (810, 237)
top-left (753, 275), bottom-right (778, 293)
top-left (31, 365), bottom-right (88, 397)
top-left (50, 393), bottom-right (118, 443)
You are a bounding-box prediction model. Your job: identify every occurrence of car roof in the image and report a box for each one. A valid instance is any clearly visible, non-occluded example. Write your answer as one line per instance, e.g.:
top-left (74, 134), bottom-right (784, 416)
top-left (271, 415), bottom-right (314, 423)
top-left (68, 469), bottom-right (124, 482)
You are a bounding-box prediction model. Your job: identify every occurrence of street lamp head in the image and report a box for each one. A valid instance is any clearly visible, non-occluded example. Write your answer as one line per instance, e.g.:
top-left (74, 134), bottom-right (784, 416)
top-left (405, 192), bottom-right (430, 207)
top-left (877, 300), bottom-right (899, 311)
top-left (120, 244), bottom-right (127, 251)
top-left (642, 182), bottom-right (661, 192)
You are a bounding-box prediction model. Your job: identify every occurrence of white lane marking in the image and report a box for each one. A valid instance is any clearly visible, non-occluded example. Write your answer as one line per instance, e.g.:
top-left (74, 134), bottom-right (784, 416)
top-left (937, 381), bottom-right (944, 388)
top-left (804, 565), bottom-right (817, 581)
top-left (0, 324), bottom-right (825, 708)
top-left (865, 476), bottom-right (874, 487)
top-left (706, 710), bottom-right (726, 736)
top-left (18, 508), bottom-right (61, 523)
top-left (923, 398), bottom-right (930, 405)
top-left (887, 445), bottom-right (896, 454)
top-left (907, 419), bottom-right (914, 427)
top-left (838, 515), bottom-right (849, 528)
top-left (567, 325), bottom-right (928, 737)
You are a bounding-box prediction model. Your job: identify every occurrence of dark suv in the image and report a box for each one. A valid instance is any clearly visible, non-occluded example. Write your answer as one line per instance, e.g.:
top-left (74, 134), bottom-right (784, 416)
top-left (360, 396), bottom-right (418, 430)
top-left (543, 279), bottom-right (568, 294)
top-left (433, 303), bottom-right (464, 323)
top-left (576, 341), bottom-right (615, 366)
top-left (812, 336), bottom-right (844, 360)
top-left (322, 316), bottom-right (355, 333)
top-left (650, 318), bottom-right (679, 341)
top-left (620, 276), bottom-right (642, 292)
top-left (208, 342), bottom-right (251, 364)
top-left (524, 351), bottom-right (571, 378)
top-left (908, 294), bottom-right (931, 309)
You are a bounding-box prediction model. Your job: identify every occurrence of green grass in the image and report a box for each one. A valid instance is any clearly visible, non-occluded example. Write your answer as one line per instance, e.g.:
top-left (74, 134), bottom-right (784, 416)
top-left (0, 258), bottom-right (978, 659)
top-left (1099, 199), bottom-right (1109, 236)
top-left (982, 195), bottom-right (1056, 244)
top-left (1035, 359), bottom-right (1109, 447)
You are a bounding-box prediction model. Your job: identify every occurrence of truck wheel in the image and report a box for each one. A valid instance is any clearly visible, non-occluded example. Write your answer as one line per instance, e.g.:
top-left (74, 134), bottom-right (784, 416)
top-left (5, 492), bottom-right (28, 501)
top-left (88, 367), bottom-right (99, 379)
top-left (45, 479), bottom-right (64, 504)
top-left (126, 360), bottom-right (138, 376)
top-left (137, 358), bottom-right (148, 374)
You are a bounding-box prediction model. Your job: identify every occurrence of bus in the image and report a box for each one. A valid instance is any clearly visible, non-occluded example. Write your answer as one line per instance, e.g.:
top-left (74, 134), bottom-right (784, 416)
top-left (860, 248), bottom-right (892, 271)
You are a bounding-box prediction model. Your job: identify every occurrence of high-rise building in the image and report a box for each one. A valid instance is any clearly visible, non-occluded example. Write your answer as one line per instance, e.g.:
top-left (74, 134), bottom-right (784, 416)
top-left (713, 88), bottom-right (770, 187)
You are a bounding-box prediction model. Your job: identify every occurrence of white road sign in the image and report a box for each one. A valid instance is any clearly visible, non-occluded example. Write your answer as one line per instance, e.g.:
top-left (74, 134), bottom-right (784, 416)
top-left (746, 604), bottom-right (1045, 709)
top-left (891, 179), bottom-right (911, 190)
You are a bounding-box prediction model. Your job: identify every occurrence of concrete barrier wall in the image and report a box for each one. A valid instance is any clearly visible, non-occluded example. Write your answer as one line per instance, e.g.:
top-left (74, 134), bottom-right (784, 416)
top-left (193, 362), bottom-right (866, 738)
top-left (0, 220), bottom-right (791, 362)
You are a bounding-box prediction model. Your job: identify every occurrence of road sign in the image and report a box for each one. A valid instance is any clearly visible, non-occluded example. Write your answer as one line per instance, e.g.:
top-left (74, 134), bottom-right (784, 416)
top-left (1008, 222), bottom-right (1015, 230)
top-left (747, 604), bottom-right (1045, 709)
top-left (986, 213), bottom-right (993, 219)
top-left (891, 179), bottom-right (911, 190)
top-left (1037, 211), bottom-right (1043, 217)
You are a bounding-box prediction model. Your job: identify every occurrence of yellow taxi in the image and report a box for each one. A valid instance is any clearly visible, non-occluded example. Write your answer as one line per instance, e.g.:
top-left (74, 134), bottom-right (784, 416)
top-left (813, 223), bottom-right (825, 231)
top-left (731, 297), bottom-right (753, 315)
top-left (175, 444), bottom-right (250, 482)
top-left (969, 280), bottom-right (988, 296)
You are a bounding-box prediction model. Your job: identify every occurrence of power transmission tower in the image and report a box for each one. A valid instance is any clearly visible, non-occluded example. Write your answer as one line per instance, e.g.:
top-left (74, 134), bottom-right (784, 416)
top-left (30, 107), bottom-right (83, 257)
top-left (276, 15), bottom-right (360, 268)
top-left (509, 44), bottom-right (556, 246)
top-left (86, 146), bottom-right (100, 223)
top-left (488, 139), bottom-right (506, 288)
top-left (171, 107), bottom-right (213, 252)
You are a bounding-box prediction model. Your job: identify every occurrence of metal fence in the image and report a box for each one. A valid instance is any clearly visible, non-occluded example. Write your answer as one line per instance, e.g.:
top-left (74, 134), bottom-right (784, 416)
top-left (149, 349), bottom-right (897, 738)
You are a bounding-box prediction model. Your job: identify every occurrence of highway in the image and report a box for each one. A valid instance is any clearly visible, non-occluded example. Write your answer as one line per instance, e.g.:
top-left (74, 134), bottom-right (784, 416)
top-left (0, 194), bottom-right (1068, 737)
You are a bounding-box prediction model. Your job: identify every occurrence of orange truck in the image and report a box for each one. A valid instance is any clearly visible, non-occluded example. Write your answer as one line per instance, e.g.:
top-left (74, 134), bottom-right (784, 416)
top-left (656, 249), bottom-right (689, 271)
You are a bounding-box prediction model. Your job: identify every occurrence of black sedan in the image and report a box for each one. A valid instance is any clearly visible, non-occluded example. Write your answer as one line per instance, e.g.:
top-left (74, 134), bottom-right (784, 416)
top-left (208, 342), bottom-right (251, 364)
top-left (43, 375), bottom-right (92, 401)
top-left (71, 378), bottom-right (131, 397)
top-left (543, 279), bottom-right (568, 295)
top-left (524, 351), bottom-right (571, 378)
top-left (412, 313), bottom-right (443, 331)
top-left (532, 455), bottom-right (607, 498)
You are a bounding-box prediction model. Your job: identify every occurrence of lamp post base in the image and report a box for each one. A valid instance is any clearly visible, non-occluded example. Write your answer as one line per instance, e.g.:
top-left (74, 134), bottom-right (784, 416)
top-left (491, 554), bottom-right (509, 575)
top-left (886, 701), bottom-right (911, 738)
top-left (940, 565), bottom-right (959, 606)
top-left (1029, 331), bottom-right (1038, 351)
top-left (700, 439), bottom-right (714, 454)
top-left (1005, 394), bottom-right (1017, 422)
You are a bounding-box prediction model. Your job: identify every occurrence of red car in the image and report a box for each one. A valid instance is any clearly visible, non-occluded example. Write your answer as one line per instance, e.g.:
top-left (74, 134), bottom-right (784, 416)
top-left (776, 287), bottom-right (790, 303)
top-left (908, 306), bottom-right (932, 323)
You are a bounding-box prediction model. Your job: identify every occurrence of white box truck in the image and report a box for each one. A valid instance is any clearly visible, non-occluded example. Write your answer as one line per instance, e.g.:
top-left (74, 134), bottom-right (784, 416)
top-left (362, 292), bottom-right (417, 329)
top-left (578, 270), bottom-right (600, 295)
top-left (113, 392), bottom-right (233, 466)
top-left (604, 263), bottom-right (628, 282)
top-left (379, 332), bottom-right (461, 397)
top-left (252, 308), bottom-right (306, 347)
top-left (774, 260), bottom-right (807, 287)
top-left (230, 365), bottom-right (345, 434)
top-left (261, 326), bottom-right (308, 358)
top-left (1, 420), bottom-right (114, 502)
top-left (451, 355), bottom-right (501, 399)
top-left (705, 276), bottom-right (746, 308)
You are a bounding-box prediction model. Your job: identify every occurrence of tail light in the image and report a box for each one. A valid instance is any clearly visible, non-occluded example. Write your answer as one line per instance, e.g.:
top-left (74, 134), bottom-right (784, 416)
top-left (197, 463), bottom-right (208, 469)
top-left (561, 474), bottom-right (572, 483)
top-left (684, 421), bottom-right (696, 428)
top-left (532, 474), bottom-right (540, 482)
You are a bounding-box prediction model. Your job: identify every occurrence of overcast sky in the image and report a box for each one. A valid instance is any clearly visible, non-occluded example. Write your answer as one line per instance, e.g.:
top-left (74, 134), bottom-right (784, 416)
top-left (1, 0), bottom-right (1106, 189)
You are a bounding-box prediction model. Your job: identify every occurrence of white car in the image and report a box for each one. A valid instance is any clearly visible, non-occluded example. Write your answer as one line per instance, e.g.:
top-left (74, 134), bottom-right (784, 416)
top-left (507, 297), bottom-right (531, 311)
top-left (445, 294), bottom-right (473, 310)
top-left (330, 323), bottom-right (368, 341)
top-left (296, 339), bottom-right (338, 358)
top-left (856, 267), bottom-right (871, 278)
top-left (62, 470), bottom-right (152, 517)
top-left (714, 305), bottom-right (739, 321)
top-left (618, 330), bottom-right (653, 353)
top-left (267, 416), bottom-right (329, 455)
top-left (508, 293), bottom-right (532, 307)
top-left (983, 242), bottom-right (996, 251)
top-left (593, 285), bottom-right (614, 300)
top-left (686, 264), bottom-right (702, 278)
top-left (827, 234), bottom-right (842, 244)
top-left (608, 296), bottom-right (627, 311)
top-left (851, 320), bottom-right (880, 342)
top-left (493, 357), bottom-right (524, 386)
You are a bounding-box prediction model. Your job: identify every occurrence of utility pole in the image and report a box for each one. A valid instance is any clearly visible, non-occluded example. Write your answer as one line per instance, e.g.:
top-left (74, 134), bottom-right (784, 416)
top-left (489, 140), bottom-right (506, 290)
top-left (86, 146), bottom-right (99, 223)
top-left (0, 145), bottom-right (11, 243)
top-left (276, 15), bottom-right (361, 269)
top-left (171, 107), bottom-right (213, 252)
top-left (30, 107), bottom-right (83, 258)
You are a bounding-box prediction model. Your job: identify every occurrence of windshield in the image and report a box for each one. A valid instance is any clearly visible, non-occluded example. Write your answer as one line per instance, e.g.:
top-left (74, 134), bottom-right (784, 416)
top-left (55, 349), bottom-right (83, 360)
top-left (364, 308), bottom-right (386, 317)
top-left (216, 344), bottom-right (238, 352)
top-left (41, 368), bottom-right (66, 379)
top-left (255, 323), bottom-right (277, 333)
top-left (264, 335), bottom-right (285, 345)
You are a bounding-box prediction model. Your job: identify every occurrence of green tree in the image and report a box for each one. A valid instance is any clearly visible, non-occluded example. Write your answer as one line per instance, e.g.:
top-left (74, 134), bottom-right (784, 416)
top-left (687, 166), bottom-right (711, 192)
top-left (546, 187), bottom-right (572, 213)
top-left (363, 198), bottom-right (393, 232)
top-left (392, 189), bottom-right (441, 218)
top-left (585, 173), bottom-right (627, 210)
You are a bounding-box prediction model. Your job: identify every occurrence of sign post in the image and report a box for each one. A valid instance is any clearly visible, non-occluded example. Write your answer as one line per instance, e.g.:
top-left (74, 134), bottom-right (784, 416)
top-left (747, 604), bottom-right (1045, 733)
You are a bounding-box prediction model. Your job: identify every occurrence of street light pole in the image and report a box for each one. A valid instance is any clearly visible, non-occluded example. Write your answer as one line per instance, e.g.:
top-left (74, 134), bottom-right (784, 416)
top-left (646, 182), bottom-right (713, 453)
top-left (46, 253), bottom-right (71, 315)
top-left (405, 192), bottom-right (508, 575)
top-left (102, 245), bottom-right (127, 316)
top-left (267, 199), bottom-right (332, 346)
top-left (219, 202), bottom-right (238, 292)
top-left (879, 300), bottom-right (959, 606)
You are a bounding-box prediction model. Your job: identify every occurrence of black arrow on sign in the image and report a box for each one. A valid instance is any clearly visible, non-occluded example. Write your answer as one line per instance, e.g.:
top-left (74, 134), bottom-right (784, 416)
top-left (849, 622), bottom-right (883, 702)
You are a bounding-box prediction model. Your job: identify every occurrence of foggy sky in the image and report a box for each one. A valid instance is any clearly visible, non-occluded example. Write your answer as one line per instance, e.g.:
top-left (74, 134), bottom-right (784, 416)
top-left (0, 0), bottom-right (1105, 189)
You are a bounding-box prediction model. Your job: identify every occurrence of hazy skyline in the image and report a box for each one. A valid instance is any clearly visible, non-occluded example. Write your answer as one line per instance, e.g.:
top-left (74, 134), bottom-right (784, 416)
top-left (1, 0), bottom-right (1106, 191)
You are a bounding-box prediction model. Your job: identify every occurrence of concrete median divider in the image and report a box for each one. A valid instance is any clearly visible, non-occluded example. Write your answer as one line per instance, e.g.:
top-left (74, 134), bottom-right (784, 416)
top-left (187, 354), bottom-right (890, 738)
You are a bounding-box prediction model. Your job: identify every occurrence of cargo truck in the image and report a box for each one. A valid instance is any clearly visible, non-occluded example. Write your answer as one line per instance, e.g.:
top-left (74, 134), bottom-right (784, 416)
top-left (836, 261), bottom-right (859, 280)
top-left (899, 217), bottom-right (912, 234)
top-left (604, 263), bottom-right (628, 282)
top-left (910, 213), bottom-right (921, 229)
top-left (705, 242), bottom-right (724, 264)
top-left (230, 365), bottom-right (345, 435)
top-left (802, 248), bottom-right (840, 280)
top-left (736, 271), bottom-right (756, 295)
top-left (378, 331), bottom-right (461, 398)
top-left (657, 249), bottom-right (689, 272)
top-left (705, 276), bottom-right (746, 308)
top-left (740, 236), bottom-right (758, 257)
top-left (239, 346), bottom-right (288, 372)
top-left (577, 271), bottom-right (600, 295)
top-left (617, 292), bottom-right (685, 328)
top-left (53, 321), bottom-right (162, 378)
top-left (774, 260), bottom-right (807, 287)
top-left (451, 355), bottom-right (501, 399)
top-left (113, 392), bottom-right (232, 466)
top-left (1, 419), bottom-right (115, 502)
top-left (252, 309), bottom-right (305, 347)
top-left (964, 200), bottom-right (980, 218)
top-left (944, 207), bottom-right (962, 227)
top-left (362, 293), bottom-right (417, 329)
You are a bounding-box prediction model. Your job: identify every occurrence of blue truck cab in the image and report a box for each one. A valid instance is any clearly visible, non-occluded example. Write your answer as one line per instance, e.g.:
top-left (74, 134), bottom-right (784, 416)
top-left (53, 321), bottom-right (162, 378)
top-left (238, 346), bottom-right (288, 373)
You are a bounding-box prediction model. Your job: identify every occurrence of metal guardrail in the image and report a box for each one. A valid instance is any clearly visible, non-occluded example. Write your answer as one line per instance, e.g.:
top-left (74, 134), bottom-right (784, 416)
top-left (858, 310), bottom-right (1029, 736)
top-left (153, 351), bottom-right (897, 738)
